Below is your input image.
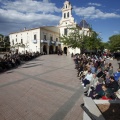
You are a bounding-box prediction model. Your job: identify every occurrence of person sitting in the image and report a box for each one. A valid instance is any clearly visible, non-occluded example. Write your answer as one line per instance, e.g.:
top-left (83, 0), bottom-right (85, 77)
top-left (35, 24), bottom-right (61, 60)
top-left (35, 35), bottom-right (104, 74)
top-left (82, 70), bottom-right (93, 89)
top-left (84, 74), bottom-right (98, 95)
top-left (108, 65), bottom-right (113, 76)
top-left (113, 68), bottom-right (120, 81)
top-left (96, 67), bottom-right (104, 78)
top-left (90, 64), bottom-right (96, 74)
top-left (79, 66), bottom-right (88, 81)
top-left (93, 84), bottom-right (113, 99)
top-left (87, 78), bottom-right (103, 98)
top-left (107, 76), bottom-right (119, 93)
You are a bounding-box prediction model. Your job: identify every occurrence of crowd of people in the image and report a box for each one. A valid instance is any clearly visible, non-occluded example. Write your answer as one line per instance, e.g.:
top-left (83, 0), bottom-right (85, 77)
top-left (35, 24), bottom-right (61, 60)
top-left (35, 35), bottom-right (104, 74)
top-left (0, 51), bottom-right (41, 73)
top-left (73, 53), bottom-right (120, 100)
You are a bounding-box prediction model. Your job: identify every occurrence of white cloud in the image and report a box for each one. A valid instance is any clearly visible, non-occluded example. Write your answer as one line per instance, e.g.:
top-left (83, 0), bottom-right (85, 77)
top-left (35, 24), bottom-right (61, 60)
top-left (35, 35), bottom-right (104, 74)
top-left (0, 0), bottom-right (61, 35)
top-left (0, 9), bottom-right (60, 22)
top-left (73, 6), bottom-right (120, 19)
top-left (2, 0), bottom-right (60, 13)
top-left (88, 3), bottom-right (101, 7)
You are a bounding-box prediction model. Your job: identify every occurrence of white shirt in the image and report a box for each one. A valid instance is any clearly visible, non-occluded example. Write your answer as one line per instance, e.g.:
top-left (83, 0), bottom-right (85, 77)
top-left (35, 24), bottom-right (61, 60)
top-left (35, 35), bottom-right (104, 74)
top-left (85, 73), bottom-right (93, 81)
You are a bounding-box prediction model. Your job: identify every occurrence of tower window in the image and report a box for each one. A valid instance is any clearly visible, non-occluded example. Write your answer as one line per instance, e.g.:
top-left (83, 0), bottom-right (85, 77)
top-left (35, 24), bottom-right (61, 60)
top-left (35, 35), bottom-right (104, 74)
top-left (64, 13), bottom-right (66, 18)
top-left (67, 12), bottom-right (69, 18)
top-left (64, 28), bottom-right (67, 35)
top-left (66, 5), bottom-right (67, 8)
top-left (34, 34), bottom-right (37, 40)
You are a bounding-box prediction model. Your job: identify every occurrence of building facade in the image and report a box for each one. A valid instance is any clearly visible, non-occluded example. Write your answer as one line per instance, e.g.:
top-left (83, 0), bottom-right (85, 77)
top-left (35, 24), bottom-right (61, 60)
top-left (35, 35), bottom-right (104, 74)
top-left (59, 0), bottom-right (90, 54)
top-left (9, 26), bottom-right (60, 54)
top-left (9, 0), bottom-right (90, 54)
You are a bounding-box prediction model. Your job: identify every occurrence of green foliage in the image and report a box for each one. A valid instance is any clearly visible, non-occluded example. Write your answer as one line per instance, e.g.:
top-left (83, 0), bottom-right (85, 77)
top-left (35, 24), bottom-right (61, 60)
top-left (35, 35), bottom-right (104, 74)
top-left (0, 35), bottom-right (10, 51)
top-left (60, 27), bottom-right (102, 52)
top-left (60, 27), bottom-right (83, 48)
top-left (108, 34), bottom-right (120, 52)
top-left (0, 34), bottom-right (4, 37)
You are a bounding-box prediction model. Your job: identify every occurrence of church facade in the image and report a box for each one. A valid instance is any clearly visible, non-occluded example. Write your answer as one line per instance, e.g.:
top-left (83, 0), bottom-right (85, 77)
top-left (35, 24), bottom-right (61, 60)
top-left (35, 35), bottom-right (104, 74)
top-left (9, 0), bottom-right (90, 54)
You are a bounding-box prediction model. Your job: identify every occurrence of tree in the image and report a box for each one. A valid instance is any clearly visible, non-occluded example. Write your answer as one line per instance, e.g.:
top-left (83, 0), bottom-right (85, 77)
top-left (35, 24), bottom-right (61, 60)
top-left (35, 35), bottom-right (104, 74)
top-left (60, 27), bottom-right (102, 53)
top-left (0, 35), bottom-right (10, 52)
top-left (108, 34), bottom-right (120, 52)
top-left (60, 27), bottom-right (83, 48)
top-left (4, 36), bottom-right (10, 51)
top-left (83, 31), bottom-right (102, 51)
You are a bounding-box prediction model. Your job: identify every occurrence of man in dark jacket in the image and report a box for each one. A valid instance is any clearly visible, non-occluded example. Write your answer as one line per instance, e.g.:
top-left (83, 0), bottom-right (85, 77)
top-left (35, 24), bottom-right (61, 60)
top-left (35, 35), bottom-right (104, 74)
top-left (107, 76), bottom-right (119, 92)
top-left (96, 67), bottom-right (104, 78)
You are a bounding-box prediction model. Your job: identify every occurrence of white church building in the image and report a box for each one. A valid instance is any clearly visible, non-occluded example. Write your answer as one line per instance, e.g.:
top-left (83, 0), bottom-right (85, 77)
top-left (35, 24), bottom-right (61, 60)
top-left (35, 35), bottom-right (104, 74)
top-left (9, 0), bottom-right (90, 54)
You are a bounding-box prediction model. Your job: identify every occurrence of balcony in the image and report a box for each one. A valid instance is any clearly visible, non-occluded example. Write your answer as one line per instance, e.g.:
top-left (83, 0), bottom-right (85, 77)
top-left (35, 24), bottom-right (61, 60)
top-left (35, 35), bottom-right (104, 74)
top-left (41, 40), bottom-right (48, 44)
top-left (32, 39), bottom-right (37, 43)
top-left (55, 41), bottom-right (61, 46)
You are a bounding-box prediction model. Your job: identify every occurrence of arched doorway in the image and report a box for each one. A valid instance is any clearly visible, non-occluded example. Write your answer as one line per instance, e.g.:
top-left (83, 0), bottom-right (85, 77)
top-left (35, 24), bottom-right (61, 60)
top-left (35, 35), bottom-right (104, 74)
top-left (43, 45), bottom-right (47, 54)
top-left (55, 46), bottom-right (58, 54)
top-left (49, 45), bottom-right (53, 54)
top-left (64, 47), bottom-right (67, 54)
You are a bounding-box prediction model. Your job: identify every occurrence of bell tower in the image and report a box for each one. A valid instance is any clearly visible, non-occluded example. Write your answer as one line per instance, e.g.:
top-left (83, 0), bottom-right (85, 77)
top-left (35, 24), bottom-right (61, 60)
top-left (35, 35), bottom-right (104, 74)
top-left (61, 0), bottom-right (72, 21)
top-left (59, 0), bottom-right (76, 36)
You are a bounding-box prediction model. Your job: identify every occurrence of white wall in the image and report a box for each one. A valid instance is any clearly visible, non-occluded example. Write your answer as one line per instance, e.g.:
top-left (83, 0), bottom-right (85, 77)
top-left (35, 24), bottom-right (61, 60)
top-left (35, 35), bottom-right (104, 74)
top-left (9, 28), bottom-right (40, 53)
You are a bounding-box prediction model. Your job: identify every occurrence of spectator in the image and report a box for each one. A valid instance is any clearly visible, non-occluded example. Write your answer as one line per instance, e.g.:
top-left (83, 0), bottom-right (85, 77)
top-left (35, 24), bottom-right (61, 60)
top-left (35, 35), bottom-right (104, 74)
top-left (114, 68), bottom-right (120, 81)
top-left (93, 84), bottom-right (113, 99)
top-left (82, 70), bottom-right (93, 88)
top-left (107, 76), bottom-right (119, 92)
top-left (90, 64), bottom-right (96, 74)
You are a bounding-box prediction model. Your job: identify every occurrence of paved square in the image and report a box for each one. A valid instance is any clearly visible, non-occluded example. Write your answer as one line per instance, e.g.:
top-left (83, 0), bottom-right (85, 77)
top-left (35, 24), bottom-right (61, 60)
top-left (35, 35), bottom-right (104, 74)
top-left (0, 55), bottom-right (84, 120)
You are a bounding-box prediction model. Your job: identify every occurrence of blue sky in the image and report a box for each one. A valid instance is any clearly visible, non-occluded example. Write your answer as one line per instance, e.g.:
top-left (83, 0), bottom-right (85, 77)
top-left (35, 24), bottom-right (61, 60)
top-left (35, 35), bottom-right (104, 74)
top-left (0, 0), bottom-right (120, 42)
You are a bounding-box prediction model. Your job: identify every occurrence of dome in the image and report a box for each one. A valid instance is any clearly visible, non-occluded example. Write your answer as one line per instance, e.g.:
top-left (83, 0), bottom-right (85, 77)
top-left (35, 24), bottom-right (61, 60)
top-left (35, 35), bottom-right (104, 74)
top-left (79, 20), bottom-right (90, 28)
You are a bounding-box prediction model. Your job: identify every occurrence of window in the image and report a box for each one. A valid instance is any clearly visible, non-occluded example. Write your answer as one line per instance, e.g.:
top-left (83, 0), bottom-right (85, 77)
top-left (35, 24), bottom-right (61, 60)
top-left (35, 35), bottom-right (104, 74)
top-left (34, 34), bottom-right (37, 40)
top-left (64, 13), bottom-right (66, 18)
top-left (21, 39), bottom-right (23, 43)
top-left (12, 40), bottom-right (14, 45)
top-left (44, 35), bottom-right (46, 40)
top-left (64, 28), bottom-right (68, 35)
top-left (16, 38), bottom-right (17, 42)
top-left (66, 5), bottom-right (67, 8)
top-left (67, 12), bottom-right (69, 18)
top-left (56, 38), bottom-right (58, 41)
top-left (16, 35), bottom-right (17, 37)
top-left (50, 36), bottom-right (53, 41)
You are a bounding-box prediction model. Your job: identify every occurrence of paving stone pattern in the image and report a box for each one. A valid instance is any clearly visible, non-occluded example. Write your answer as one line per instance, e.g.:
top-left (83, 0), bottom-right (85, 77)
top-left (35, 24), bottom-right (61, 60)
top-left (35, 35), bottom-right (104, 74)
top-left (0, 55), bottom-right (84, 120)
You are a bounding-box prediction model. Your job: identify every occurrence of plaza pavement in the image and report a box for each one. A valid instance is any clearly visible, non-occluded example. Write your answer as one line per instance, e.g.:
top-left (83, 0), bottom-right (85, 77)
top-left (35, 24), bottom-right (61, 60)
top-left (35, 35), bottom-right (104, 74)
top-left (0, 54), bottom-right (84, 120)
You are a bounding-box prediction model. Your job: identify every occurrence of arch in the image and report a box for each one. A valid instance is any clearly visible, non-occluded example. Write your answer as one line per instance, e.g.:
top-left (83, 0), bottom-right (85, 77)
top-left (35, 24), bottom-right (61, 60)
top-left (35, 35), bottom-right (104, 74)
top-left (43, 45), bottom-right (47, 54)
top-left (49, 45), bottom-right (54, 54)
top-left (64, 47), bottom-right (67, 54)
